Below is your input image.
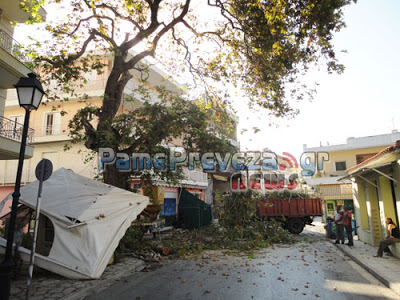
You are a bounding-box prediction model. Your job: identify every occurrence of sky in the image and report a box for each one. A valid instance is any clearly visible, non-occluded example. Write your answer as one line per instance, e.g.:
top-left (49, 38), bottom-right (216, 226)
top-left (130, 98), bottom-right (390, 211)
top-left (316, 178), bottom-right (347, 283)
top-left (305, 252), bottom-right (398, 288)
top-left (14, 0), bottom-right (400, 162)
top-left (237, 0), bottom-right (400, 160)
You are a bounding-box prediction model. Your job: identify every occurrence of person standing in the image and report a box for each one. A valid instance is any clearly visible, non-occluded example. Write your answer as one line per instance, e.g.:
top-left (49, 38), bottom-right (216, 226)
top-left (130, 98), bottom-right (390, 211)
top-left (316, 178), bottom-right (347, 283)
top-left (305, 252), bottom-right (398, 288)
top-left (374, 218), bottom-right (400, 257)
top-left (334, 205), bottom-right (344, 244)
top-left (342, 206), bottom-right (353, 246)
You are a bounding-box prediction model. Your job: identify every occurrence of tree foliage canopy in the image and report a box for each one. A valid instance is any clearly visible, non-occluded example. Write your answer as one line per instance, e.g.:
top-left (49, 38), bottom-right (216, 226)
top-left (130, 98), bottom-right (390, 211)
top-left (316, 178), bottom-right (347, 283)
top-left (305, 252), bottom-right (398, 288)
top-left (20, 0), bottom-right (356, 187)
top-left (26, 0), bottom-right (356, 115)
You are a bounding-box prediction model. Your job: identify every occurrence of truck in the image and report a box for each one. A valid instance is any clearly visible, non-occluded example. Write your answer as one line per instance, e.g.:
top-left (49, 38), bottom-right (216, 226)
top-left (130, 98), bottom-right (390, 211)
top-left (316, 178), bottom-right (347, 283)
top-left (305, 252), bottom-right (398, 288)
top-left (258, 197), bottom-right (323, 234)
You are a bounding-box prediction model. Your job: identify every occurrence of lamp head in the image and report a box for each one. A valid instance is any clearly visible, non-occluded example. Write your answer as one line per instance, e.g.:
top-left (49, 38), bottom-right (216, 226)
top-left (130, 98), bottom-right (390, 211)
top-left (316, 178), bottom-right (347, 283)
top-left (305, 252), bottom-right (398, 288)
top-left (14, 73), bottom-right (45, 110)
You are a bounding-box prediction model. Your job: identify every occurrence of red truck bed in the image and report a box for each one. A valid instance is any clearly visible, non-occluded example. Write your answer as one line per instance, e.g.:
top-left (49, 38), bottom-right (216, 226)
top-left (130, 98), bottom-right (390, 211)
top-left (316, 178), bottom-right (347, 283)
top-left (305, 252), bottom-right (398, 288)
top-left (259, 198), bottom-right (323, 218)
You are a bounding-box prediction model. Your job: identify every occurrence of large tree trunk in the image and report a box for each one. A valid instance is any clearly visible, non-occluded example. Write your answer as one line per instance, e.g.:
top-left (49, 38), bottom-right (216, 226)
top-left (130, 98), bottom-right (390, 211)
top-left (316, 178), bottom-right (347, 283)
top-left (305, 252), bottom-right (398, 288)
top-left (98, 64), bottom-right (125, 132)
top-left (96, 56), bottom-right (134, 188)
top-left (103, 164), bottom-right (130, 190)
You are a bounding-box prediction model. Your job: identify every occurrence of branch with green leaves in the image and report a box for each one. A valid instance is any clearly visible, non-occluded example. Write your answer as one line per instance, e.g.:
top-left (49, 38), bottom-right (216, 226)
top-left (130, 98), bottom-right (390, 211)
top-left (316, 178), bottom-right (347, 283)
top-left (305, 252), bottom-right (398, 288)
top-left (18, 0), bottom-right (357, 188)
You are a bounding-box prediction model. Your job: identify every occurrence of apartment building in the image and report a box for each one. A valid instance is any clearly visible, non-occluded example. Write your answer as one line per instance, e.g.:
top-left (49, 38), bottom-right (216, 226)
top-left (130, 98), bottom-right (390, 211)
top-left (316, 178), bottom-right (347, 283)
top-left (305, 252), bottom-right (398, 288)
top-left (345, 141), bottom-right (400, 257)
top-left (303, 132), bottom-right (400, 221)
top-left (0, 2), bottom-right (45, 160)
top-left (0, 53), bottom-right (232, 224)
top-left (0, 1), bottom-right (46, 209)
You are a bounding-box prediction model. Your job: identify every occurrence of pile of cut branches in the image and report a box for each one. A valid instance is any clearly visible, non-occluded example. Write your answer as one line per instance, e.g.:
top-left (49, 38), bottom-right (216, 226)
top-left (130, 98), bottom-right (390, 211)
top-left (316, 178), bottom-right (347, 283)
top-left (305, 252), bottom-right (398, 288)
top-left (115, 190), bottom-right (294, 261)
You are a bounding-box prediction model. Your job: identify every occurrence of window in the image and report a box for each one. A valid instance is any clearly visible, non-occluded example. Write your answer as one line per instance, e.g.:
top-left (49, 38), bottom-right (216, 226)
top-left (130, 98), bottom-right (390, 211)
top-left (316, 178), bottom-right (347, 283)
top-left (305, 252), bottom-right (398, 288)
top-left (356, 153), bottom-right (377, 165)
top-left (44, 112), bottom-right (61, 135)
top-left (335, 161), bottom-right (347, 171)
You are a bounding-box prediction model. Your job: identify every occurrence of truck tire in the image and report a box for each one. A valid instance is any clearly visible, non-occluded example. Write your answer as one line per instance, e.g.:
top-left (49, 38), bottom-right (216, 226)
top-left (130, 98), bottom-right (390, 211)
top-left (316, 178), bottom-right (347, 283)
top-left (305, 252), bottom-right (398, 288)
top-left (287, 218), bottom-right (304, 234)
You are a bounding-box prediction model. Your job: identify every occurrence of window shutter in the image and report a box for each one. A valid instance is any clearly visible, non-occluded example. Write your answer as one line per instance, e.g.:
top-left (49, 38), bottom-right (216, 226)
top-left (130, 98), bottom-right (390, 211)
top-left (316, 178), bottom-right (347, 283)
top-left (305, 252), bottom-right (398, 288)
top-left (53, 112), bottom-right (61, 135)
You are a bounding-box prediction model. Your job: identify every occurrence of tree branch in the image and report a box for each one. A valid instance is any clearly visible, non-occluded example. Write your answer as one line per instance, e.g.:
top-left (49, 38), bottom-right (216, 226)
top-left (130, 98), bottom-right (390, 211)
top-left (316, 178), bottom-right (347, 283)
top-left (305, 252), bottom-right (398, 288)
top-left (65, 32), bottom-right (96, 64)
top-left (123, 0), bottom-right (191, 71)
top-left (95, 3), bottom-right (143, 31)
top-left (181, 19), bottom-right (229, 45)
top-left (92, 29), bottom-right (118, 49)
top-left (208, 0), bottom-right (243, 32)
top-left (170, 26), bottom-right (202, 84)
top-left (40, 32), bottom-right (96, 67)
top-left (119, 0), bottom-right (163, 53)
top-left (80, 116), bottom-right (97, 150)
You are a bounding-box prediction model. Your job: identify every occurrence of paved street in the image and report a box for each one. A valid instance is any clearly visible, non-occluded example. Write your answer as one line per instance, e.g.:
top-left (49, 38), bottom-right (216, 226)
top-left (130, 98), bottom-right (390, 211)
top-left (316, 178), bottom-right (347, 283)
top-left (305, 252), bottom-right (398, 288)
top-left (8, 255), bottom-right (145, 300)
top-left (85, 226), bottom-right (400, 300)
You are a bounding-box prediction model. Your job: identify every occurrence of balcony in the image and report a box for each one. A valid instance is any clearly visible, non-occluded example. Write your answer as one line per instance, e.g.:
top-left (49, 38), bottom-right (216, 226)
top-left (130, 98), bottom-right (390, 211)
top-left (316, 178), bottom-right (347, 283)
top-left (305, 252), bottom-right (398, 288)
top-left (0, 29), bottom-right (32, 89)
top-left (0, 115), bottom-right (34, 160)
top-left (318, 184), bottom-right (353, 201)
top-left (1, 0), bottom-right (46, 24)
top-left (0, 115), bottom-right (34, 144)
top-left (183, 168), bottom-right (208, 185)
top-left (0, 29), bottom-right (32, 66)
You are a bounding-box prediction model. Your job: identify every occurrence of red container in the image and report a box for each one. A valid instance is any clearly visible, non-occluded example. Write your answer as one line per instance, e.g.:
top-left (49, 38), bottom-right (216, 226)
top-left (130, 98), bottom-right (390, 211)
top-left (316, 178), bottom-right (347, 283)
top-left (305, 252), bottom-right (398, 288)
top-left (258, 198), bottom-right (323, 234)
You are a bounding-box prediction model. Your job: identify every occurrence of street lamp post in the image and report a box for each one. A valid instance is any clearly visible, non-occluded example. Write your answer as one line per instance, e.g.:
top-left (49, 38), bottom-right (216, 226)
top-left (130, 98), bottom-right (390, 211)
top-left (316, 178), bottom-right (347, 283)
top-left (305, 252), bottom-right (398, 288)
top-left (0, 73), bottom-right (45, 300)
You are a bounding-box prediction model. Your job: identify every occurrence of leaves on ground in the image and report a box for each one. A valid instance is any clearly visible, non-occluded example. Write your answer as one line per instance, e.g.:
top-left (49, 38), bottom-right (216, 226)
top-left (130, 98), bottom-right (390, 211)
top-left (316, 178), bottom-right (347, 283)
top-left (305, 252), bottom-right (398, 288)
top-left (116, 191), bottom-right (296, 261)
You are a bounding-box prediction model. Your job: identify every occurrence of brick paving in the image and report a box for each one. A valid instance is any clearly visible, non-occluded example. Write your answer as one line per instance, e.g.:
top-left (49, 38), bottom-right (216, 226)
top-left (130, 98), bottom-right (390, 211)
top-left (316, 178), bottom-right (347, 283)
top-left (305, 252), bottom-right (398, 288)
top-left (9, 256), bottom-right (145, 300)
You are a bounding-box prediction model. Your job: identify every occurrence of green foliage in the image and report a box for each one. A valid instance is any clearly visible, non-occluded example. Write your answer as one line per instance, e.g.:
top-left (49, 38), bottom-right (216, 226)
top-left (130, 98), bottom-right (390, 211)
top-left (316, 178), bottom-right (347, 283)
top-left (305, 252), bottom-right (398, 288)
top-left (67, 87), bottom-right (235, 187)
top-left (115, 226), bottom-right (148, 260)
top-left (115, 222), bottom-right (294, 260)
top-left (216, 190), bottom-right (294, 244)
top-left (218, 190), bottom-right (262, 230)
top-left (115, 190), bottom-right (295, 259)
top-left (17, 0), bottom-right (45, 25)
top-left (264, 190), bottom-right (315, 199)
top-left (212, 0), bottom-right (356, 115)
top-left (19, 0), bottom-right (355, 188)
top-left (23, 0), bottom-right (355, 116)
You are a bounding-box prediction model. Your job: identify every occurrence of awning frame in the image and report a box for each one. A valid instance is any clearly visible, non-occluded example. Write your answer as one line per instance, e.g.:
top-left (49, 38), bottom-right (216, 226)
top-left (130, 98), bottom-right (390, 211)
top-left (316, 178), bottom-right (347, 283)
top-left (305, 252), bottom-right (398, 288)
top-left (341, 161), bottom-right (397, 187)
top-left (356, 174), bottom-right (378, 188)
top-left (371, 167), bottom-right (398, 183)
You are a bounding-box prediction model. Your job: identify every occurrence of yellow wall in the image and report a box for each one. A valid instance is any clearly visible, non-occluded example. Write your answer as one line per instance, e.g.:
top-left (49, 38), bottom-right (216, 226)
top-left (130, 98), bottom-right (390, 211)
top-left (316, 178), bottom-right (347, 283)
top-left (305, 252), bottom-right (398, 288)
top-left (379, 177), bottom-right (397, 222)
top-left (0, 90), bottom-right (6, 118)
top-left (354, 170), bottom-right (400, 256)
top-left (4, 97), bottom-right (103, 140)
top-left (388, 163), bottom-right (400, 258)
top-left (366, 183), bottom-right (383, 246)
top-left (311, 146), bottom-right (388, 214)
top-left (321, 147), bottom-right (387, 176)
top-left (1, 81), bottom-right (102, 184)
top-left (0, 58), bottom-right (238, 191)
top-left (1, 88), bottom-right (186, 186)
top-left (356, 182), bottom-right (370, 230)
top-left (392, 163), bottom-right (400, 224)
top-left (0, 141), bottom-right (97, 184)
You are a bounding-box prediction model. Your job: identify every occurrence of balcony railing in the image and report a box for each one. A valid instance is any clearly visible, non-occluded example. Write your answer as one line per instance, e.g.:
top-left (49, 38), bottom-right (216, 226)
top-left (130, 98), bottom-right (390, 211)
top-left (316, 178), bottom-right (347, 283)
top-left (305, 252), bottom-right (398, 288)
top-left (0, 116), bottom-right (34, 145)
top-left (183, 168), bottom-right (208, 183)
top-left (0, 29), bottom-right (32, 65)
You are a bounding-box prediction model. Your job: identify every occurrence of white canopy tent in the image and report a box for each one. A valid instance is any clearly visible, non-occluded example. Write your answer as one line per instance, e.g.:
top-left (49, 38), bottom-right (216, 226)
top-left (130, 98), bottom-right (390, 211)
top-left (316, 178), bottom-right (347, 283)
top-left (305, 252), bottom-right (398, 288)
top-left (0, 168), bottom-right (149, 279)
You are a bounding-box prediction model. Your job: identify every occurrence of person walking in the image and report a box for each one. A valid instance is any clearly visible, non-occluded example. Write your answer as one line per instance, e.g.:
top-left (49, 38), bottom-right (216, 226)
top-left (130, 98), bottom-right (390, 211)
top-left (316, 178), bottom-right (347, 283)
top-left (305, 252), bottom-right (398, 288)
top-left (334, 205), bottom-right (344, 244)
top-left (342, 206), bottom-right (353, 246)
top-left (374, 218), bottom-right (400, 257)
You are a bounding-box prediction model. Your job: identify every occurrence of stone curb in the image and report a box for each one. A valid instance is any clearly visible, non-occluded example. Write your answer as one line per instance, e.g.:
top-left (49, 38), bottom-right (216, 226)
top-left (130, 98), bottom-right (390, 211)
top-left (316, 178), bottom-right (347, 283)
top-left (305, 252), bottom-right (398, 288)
top-left (332, 242), bottom-right (400, 296)
top-left (63, 260), bottom-right (146, 300)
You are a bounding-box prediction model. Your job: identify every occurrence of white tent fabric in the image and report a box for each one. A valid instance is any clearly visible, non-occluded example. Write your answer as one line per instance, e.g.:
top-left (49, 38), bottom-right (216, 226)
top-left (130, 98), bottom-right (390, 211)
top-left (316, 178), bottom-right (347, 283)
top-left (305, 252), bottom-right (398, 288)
top-left (2, 168), bottom-right (149, 279)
